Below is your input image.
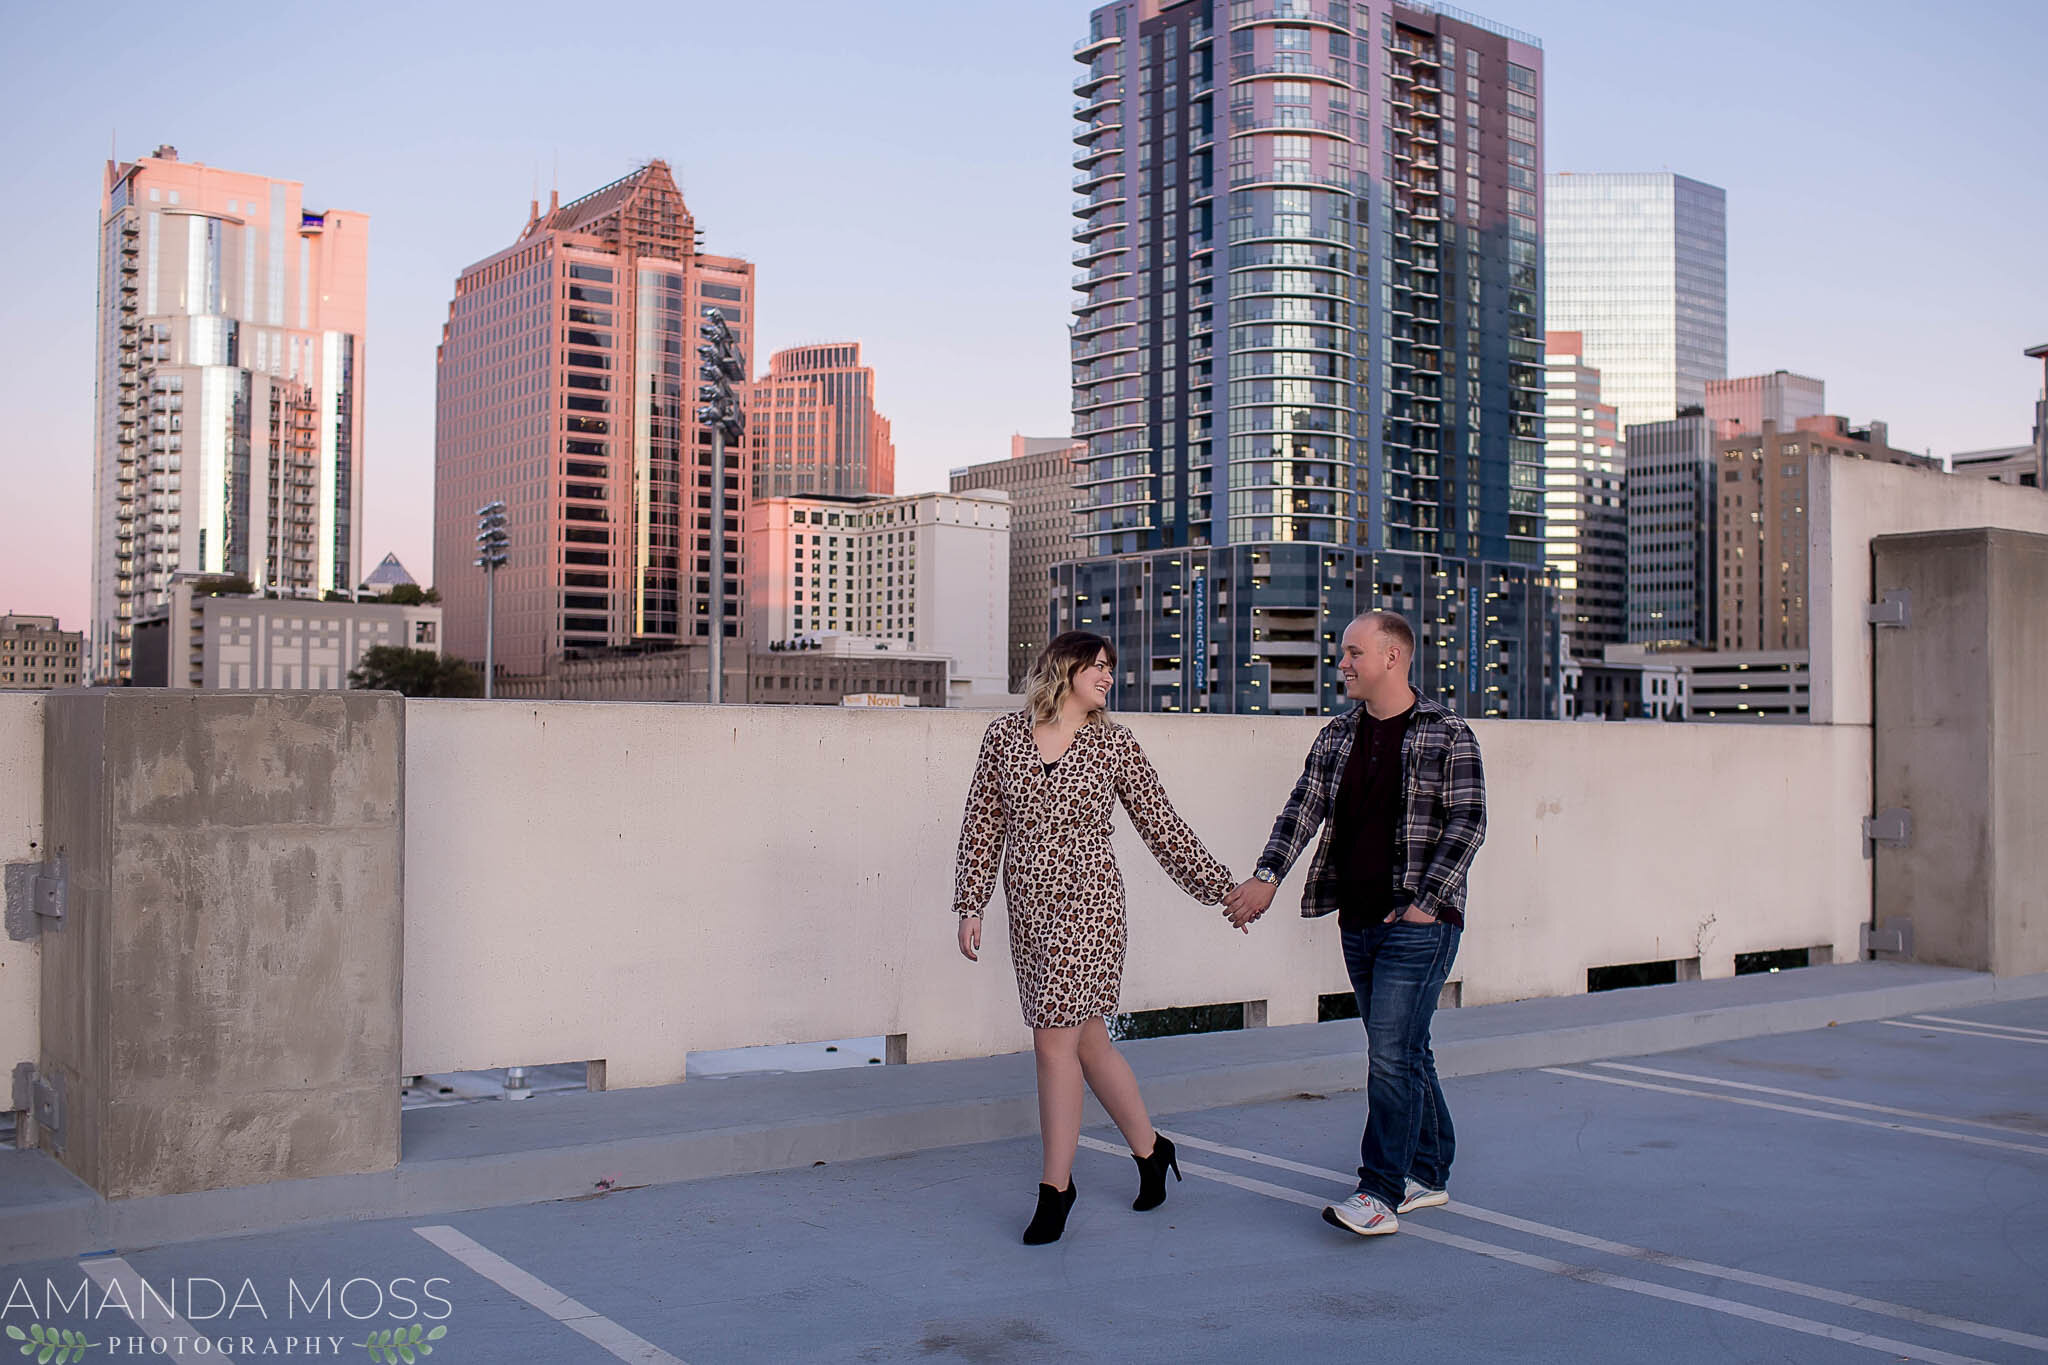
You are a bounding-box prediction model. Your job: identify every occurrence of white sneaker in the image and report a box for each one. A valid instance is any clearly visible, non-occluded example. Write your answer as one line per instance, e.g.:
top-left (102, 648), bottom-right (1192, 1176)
top-left (1322, 1192), bottom-right (1399, 1237)
top-left (1398, 1179), bottom-right (1448, 1214)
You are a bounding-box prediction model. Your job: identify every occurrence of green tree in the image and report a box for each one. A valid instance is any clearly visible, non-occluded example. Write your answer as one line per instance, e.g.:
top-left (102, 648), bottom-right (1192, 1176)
top-left (348, 646), bottom-right (483, 698)
top-left (197, 575), bottom-right (255, 597)
top-left (383, 584), bottom-right (442, 605)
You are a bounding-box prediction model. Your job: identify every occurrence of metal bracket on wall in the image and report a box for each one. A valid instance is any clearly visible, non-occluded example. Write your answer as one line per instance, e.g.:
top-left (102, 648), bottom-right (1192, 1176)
top-left (1862, 808), bottom-right (1911, 857)
top-left (1865, 589), bottom-right (1910, 627)
top-left (1861, 918), bottom-right (1914, 958)
top-left (33, 1074), bottom-right (62, 1154)
top-left (33, 855), bottom-right (65, 928)
top-left (12, 1065), bottom-right (61, 1154)
top-left (2, 857), bottom-right (64, 940)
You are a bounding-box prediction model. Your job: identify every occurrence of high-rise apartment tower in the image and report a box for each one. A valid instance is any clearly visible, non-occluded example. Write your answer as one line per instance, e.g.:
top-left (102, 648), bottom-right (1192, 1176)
top-left (1057, 0), bottom-right (1556, 719)
top-left (1545, 171), bottom-right (1727, 432)
top-left (91, 147), bottom-right (367, 683)
top-left (434, 162), bottom-right (754, 679)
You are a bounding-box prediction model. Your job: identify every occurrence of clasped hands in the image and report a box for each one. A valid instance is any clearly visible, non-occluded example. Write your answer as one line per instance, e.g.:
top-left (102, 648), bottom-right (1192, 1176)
top-left (1220, 877), bottom-right (1275, 932)
top-left (1221, 876), bottom-right (1439, 933)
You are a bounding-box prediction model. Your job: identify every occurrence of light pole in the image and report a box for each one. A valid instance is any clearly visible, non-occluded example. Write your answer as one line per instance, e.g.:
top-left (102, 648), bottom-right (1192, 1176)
top-left (475, 501), bottom-right (508, 699)
top-left (2025, 342), bottom-right (2048, 489)
top-left (696, 308), bottom-right (746, 703)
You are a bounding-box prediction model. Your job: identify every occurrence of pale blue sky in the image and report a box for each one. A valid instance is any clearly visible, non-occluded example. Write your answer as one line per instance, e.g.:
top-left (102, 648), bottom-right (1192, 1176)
top-left (3, 0), bottom-right (2043, 625)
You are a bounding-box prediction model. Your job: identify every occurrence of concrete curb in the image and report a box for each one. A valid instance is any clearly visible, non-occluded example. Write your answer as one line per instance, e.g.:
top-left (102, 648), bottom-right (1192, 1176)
top-left (5, 966), bottom-right (2045, 1264)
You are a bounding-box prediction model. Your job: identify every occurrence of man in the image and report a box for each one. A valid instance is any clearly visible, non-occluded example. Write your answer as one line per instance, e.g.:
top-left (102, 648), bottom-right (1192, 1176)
top-left (1223, 610), bottom-right (1486, 1238)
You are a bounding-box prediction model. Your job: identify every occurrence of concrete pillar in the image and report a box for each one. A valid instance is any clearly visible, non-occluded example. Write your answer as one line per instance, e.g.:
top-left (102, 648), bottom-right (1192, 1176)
top-left (37, 691), bottom-right (403, 1198)
top-left (1871, 528), bottom-right (2048, 976)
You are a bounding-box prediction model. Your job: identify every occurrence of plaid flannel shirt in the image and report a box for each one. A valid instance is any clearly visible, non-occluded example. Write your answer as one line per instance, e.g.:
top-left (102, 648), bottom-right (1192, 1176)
top-left (1255, 696), bottom-right (1487, 923)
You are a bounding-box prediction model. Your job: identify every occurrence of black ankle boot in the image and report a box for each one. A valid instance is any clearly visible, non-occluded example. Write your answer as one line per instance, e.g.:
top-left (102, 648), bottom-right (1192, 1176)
top-left (1132, 1134), bottom-right (1181, 1212)
top-left (1022, 1180), bottom-right (1077, 1245)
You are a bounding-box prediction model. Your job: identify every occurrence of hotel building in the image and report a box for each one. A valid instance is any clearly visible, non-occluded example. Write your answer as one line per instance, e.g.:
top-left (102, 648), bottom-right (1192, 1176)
top-left (745, 491), bottom-right (1010, 699)
top-left (950, 436), bottom-right (1085, 690)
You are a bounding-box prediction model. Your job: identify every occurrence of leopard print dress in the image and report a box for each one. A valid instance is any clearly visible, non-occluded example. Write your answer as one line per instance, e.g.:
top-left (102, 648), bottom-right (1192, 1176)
top-left (953, 711), bottom-right (1235, 1028)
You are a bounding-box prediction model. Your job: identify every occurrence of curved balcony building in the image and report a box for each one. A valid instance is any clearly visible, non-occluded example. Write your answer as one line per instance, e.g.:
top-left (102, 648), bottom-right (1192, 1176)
top-left (1060, 0), bottom-right (1556, 719)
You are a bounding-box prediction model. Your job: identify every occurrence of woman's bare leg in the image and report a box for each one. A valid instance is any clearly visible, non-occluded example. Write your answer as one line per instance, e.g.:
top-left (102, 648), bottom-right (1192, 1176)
top-left (1077, 1015), bottom-right (1157, 1157)
top-left (1033, 1025), bottom-right (1085, 1188)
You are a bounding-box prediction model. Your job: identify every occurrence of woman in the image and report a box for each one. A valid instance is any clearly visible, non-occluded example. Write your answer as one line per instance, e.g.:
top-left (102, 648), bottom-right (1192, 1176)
top-left (953, 630), bottom-right (1236, 1245)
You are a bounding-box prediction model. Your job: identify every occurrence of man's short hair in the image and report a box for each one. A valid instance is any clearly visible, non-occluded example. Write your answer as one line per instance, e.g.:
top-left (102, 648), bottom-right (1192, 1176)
top-left (1352, 609), bottom-right (1416, 657)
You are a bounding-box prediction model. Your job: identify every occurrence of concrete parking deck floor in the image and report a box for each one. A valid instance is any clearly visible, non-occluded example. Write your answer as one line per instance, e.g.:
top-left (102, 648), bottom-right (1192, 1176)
top-left (3, 992), bottom-right (2043, 1363)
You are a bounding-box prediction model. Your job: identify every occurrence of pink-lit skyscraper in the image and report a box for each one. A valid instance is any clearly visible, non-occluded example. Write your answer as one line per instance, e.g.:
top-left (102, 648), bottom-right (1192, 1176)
top-left (748, 343), bottom-right (895, 499)
top-left (91, 147), bottom-right (368, 683)
top-left (434, 162), bottom-right (755, 679)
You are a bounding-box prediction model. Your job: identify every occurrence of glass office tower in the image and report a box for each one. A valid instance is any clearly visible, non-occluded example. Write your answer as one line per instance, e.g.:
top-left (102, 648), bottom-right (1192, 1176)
top-left (1057, 0), bottom-right (1556, 718)
top-left (434, 162), bottom-right (755, 679)
top-left (1544, 171), bottom-right (1727, 433)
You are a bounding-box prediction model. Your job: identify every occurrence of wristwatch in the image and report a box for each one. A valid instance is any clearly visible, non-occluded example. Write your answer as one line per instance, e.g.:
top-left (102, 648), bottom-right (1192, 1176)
top-left (1252, 867), bottom-right (1281, 885)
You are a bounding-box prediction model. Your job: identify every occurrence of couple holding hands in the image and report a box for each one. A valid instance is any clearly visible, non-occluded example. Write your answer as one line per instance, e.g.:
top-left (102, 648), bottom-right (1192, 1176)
top-left (953, 611), bottom-right (1487, 1245)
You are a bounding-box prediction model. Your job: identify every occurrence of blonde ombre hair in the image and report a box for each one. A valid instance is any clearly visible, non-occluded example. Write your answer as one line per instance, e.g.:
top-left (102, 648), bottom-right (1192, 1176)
top-left (1025, 631), bottom-right (1116, 726)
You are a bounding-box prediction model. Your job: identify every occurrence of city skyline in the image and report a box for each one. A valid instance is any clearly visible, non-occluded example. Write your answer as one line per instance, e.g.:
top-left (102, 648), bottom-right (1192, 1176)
top-left (4, 0), bottom-right (2045, 629)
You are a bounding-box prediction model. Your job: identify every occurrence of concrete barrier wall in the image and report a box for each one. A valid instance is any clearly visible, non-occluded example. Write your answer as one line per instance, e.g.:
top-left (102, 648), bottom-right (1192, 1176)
top-left (1812, 458), bottom-right (2048, 727)
top-left (36, 693), bottom-right (404, 1197)
top-left (1873, 529), bottom-right (2048, 977)
top-left (0, 694), bottom-right (42, 1087)
top-left (402, 702), bottom-right (1871, 1085)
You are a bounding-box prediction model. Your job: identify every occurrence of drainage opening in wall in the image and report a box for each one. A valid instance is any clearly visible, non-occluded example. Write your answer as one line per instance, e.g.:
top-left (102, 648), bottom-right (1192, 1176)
top-left (401, 1062), bottom-right (594, 1109)
top-left (1735, 946), bottom-right (1830, 975)
top-left (1586, 957), bottom-right (1702, 993)
top-left (687, 1036), bottom-right (906, 1080)
top-left (1112, 1002), bottom-right (1244, 1041)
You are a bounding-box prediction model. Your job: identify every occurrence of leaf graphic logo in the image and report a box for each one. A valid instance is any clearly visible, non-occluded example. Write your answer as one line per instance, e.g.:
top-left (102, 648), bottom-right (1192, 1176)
top-left (356, 1323), bottom-right (449, 1362)
top-left (6, 1323), bottom-right (100, 1364)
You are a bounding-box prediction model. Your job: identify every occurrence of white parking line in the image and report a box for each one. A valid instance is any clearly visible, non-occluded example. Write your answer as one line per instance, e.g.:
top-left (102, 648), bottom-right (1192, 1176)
top-left (1153, 1128), bottom-right (2048, 1354)
top-left (1078, 1136), bottom-right (1996, 1365)
top-left (1589, 1062), bottom-right (2048, 1137)
top-left (1912, 1015), bottom-right (2048, 1039)
top-left (414, 1225), bottom-right (686, 1365)
top-left (1542, 1067), bottom-right (2048, 1157)
top-left (78, 1257), bottom-right (206, 1359)
top-left (1882, 1020), bottom-right (2048, 1047)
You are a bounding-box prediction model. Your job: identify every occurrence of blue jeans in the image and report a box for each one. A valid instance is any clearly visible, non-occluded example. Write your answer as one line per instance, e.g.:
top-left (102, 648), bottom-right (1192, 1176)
top-left (1342, 920), bottom-right (1460, 1210)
